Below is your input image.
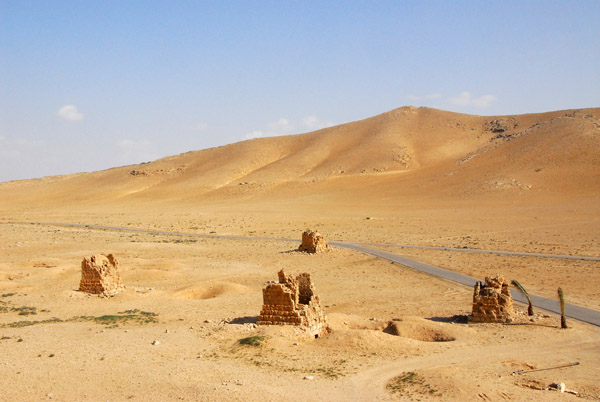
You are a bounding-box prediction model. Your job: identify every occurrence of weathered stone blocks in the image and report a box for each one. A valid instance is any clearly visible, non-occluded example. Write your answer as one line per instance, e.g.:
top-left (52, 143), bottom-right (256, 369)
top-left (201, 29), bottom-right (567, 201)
top-left (298, 230), bottom-right (329, 254)
top-left (258, 269), bottom-right (328, 337)
top-left (470, 275), bottom-right (515, 323)
top-left (79, 254), bottom-right (124, 295)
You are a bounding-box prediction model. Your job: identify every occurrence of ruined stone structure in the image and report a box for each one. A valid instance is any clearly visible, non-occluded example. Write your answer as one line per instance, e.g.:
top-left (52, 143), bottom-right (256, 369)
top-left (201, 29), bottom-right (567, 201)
top-left (470, 275), bottom-right (515, 323)
top-left (79, 254), bottom-right (124, 295)
top-left (298, 230), bottom-right (329, 254)
top-left (258, 270), bottom-right (328, 337)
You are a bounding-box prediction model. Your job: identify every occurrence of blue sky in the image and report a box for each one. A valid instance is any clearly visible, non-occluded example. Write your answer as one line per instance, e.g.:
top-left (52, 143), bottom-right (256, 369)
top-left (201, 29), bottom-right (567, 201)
top-left (1, 1), bottom-right (599, 181)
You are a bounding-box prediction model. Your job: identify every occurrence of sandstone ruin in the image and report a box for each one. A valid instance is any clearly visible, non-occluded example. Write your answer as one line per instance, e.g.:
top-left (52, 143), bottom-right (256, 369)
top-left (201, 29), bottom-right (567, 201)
top-left (79, 254), bottom-right (124, 295)
top-left (298, 229), bottom-right (329, 253)
top-left (470, 275), bottom-right (515, 323)
top-left (257, 270), bottom-right (328, 337)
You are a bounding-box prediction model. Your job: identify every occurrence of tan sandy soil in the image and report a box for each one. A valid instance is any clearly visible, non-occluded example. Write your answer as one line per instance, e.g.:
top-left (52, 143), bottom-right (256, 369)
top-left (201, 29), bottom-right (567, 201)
top-left (1, 224), bottom-right (599, 401)
top-left (1, 107), bottom-right (599, 400)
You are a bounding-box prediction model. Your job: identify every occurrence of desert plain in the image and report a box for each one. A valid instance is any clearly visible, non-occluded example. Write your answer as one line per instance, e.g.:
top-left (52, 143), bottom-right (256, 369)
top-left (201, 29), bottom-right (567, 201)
top-left (0, 106), bottom-right (599, 401)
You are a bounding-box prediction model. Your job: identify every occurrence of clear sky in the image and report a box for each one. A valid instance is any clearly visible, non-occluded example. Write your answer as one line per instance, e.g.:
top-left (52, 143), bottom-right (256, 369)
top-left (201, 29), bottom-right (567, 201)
top-left (1, 1), bottom-right (599, 181)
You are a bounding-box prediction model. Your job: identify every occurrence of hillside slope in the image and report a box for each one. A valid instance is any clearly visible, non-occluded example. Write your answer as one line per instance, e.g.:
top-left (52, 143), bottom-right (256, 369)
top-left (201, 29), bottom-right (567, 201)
top-left (0, 106), bottom-right (598, 210)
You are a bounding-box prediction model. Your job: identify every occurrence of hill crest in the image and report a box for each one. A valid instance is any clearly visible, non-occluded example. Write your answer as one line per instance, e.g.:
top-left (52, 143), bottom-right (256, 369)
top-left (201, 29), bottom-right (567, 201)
top-left (1, 106), bottom-right (598, 209)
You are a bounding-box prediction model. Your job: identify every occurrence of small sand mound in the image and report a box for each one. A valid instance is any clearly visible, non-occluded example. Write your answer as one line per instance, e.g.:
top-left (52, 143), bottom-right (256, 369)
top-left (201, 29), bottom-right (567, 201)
top-left (173, 282), bottom-right (249, 300)
top-left (383, 320), bottom-right (455, 342)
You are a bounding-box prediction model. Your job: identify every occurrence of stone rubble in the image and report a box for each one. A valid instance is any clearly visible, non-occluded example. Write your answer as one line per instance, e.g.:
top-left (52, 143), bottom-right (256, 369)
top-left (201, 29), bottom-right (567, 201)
top-left (298, 230), bottom-right (330, 254)
top-left (469, 275), bottom-right (515, 323)
top-left (257, 269), bottom-right (328, 338)
top-left (79, 254), bottom-right (124, 296)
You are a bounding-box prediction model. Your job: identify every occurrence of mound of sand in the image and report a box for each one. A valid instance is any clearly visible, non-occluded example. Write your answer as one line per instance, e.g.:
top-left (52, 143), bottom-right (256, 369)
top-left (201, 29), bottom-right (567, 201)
top-left (1, 107), bottom-right (598, 209)
top-left (173, 282), bottom-right (250, 300)
top-left (383, 318), bottom-right (456, 342)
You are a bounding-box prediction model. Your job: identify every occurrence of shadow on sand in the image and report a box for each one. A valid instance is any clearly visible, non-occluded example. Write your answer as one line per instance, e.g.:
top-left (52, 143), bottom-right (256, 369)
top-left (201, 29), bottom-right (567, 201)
top-left (504, 322), bottom-right (558, 328)
top-left (426, 315), bottom-right (469, 324)
top-left (278, 249), bottom-right (301, 254)
top-left (226, 316), bottom-right (258, 325)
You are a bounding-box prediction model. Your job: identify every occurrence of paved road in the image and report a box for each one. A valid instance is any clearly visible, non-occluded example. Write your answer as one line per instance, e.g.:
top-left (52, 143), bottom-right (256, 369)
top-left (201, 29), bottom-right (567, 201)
top-left (332, 241), bottom-right (600, 327)
top-left (349, 241), bottom-right (600, 261)
top-left (6, 221), bottom-right (600, 327)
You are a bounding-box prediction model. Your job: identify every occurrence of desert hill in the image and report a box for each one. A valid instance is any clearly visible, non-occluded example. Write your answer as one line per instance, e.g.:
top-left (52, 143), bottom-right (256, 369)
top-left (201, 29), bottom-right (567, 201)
top-left (1, 108), bottom-right (599, 401)
top-left (1, 106), bottom-right (598, 211)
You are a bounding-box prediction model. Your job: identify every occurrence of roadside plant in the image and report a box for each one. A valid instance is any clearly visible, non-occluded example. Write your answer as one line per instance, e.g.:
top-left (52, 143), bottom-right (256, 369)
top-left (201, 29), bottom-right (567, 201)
top-left (511, 280), bottom-right (534, 316)
top-left (558, 287), bottom-right (568, 329)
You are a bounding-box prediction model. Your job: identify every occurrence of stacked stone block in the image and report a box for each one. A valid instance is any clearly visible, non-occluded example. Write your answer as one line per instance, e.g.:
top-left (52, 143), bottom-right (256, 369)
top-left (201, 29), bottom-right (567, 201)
top-left (470, 275), bottom-right (515, 323)
top-left (79, 254), bottom-right (124, 295)
top-left (258, 270), bottom-right (327, 337)
top-left (298, 230), bottom-right (330, 253)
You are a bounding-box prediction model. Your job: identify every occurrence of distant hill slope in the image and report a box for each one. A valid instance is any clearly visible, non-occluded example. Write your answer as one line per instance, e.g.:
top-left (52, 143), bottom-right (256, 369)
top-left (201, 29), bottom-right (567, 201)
top-left (1, 106), bottom-right (598, 210)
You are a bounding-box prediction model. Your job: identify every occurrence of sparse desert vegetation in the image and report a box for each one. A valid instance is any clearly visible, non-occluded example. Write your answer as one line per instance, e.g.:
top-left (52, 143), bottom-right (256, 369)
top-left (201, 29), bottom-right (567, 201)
top-left (0, 107), bottom-right (599, 401)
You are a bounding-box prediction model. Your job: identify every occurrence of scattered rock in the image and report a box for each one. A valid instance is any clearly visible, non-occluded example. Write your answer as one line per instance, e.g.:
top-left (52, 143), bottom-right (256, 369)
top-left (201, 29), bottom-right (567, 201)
top-left (521, 382), bottom-right (546, 391)
top-left (152, 340), bottom-right (160, 346)
top-left (303, 375), bottom-right (314, 380)
top-left (485, 118), bottom-right (518, 137)
top-left (549, 382), bottom-right (566, 393)
top-left (133, 287), bottom-right (153, 293)
top-left (486, 119), bottom-right (510, 133)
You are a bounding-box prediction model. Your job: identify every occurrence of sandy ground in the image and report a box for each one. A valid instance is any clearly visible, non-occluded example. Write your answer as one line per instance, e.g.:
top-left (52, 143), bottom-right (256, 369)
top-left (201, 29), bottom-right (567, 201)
top-left (1, 222), bottom-right (599, 401)
top-left (1, 107), bottom-right (599, 400)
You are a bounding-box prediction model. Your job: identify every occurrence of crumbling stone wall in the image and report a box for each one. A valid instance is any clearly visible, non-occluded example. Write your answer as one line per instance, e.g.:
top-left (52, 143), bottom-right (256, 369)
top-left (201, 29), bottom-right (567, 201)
top-left (79, 254), bottom-right (124, 295)
top-left (297, 273), bottom-right (314, 304)
top-left (258, 270), bottom-right (328, 337)
top-left (298, 230), bottom-right (329, 253)
top-left (470, 275), bottom-right (515, 323)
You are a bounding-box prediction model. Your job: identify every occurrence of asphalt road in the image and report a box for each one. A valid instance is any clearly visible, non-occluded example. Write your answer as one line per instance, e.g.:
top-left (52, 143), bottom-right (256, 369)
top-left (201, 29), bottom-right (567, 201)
top-left (347, 241), bottom-right (600, 261)
top-left (332, 241), bottom-right (600, 327)
top-left (6, 221), bottom-right (600, 327)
